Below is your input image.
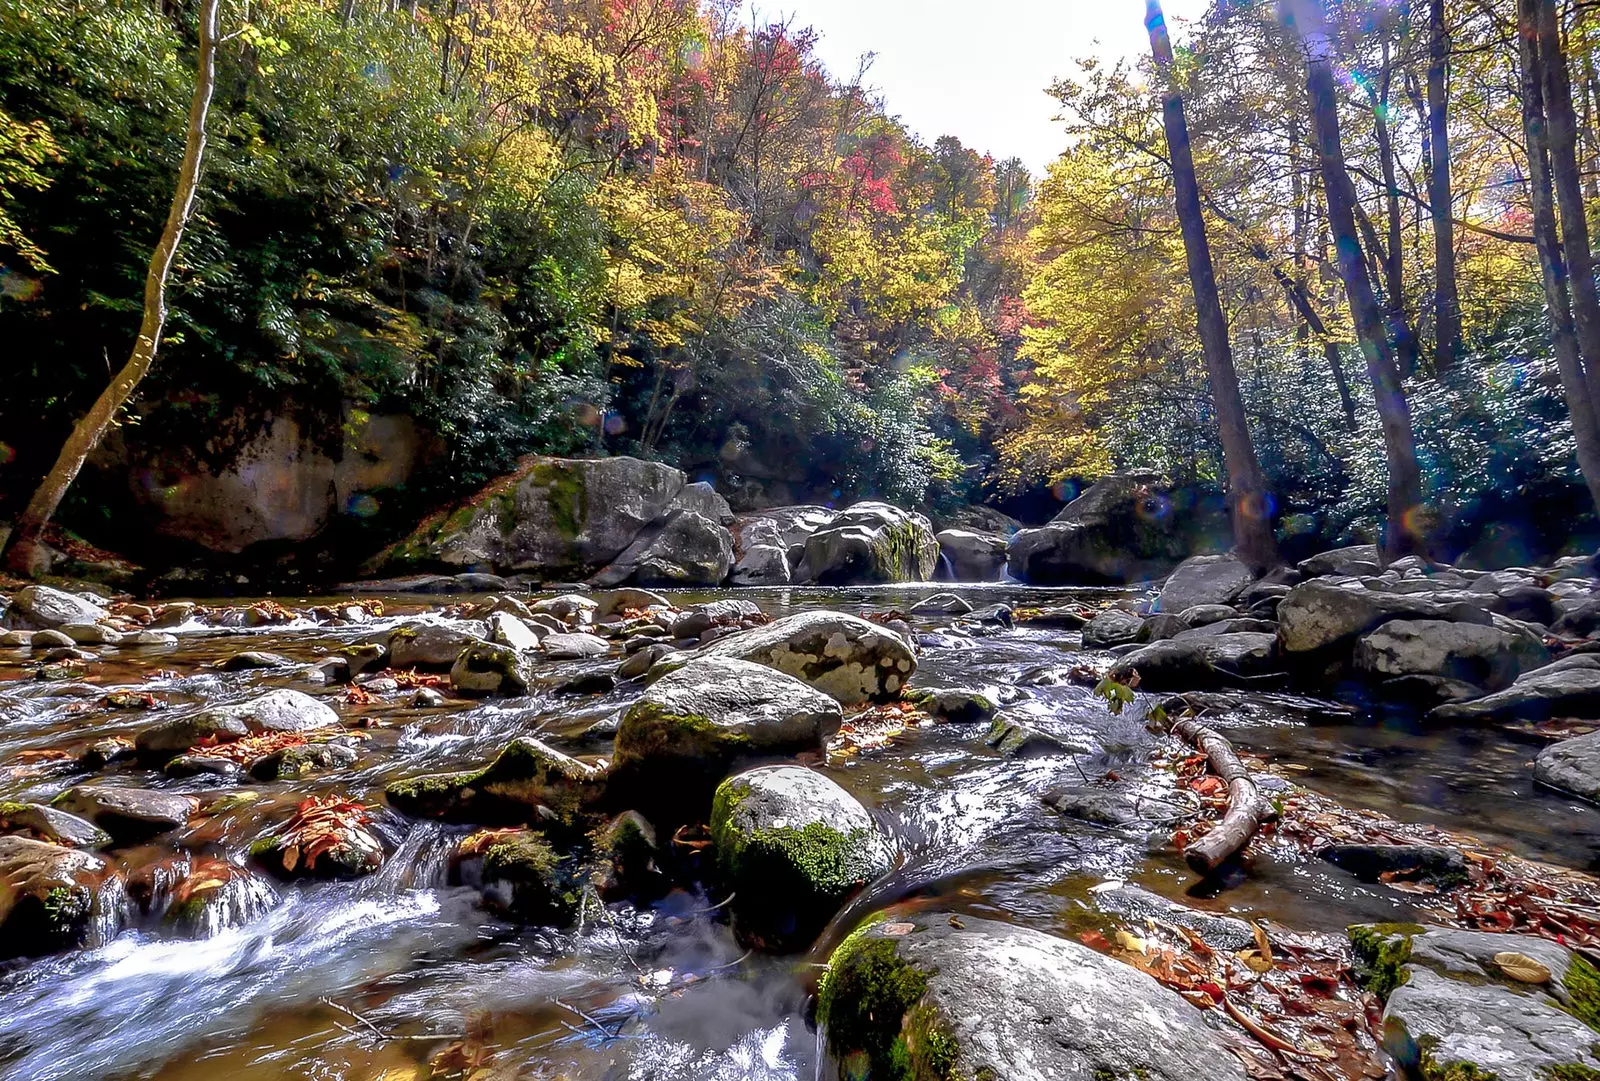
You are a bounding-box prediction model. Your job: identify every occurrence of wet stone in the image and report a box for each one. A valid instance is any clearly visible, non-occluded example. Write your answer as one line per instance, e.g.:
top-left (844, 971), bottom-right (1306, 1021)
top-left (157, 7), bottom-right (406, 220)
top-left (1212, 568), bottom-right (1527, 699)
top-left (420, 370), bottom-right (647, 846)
top-left (51, 786), bottom-right (199, 843)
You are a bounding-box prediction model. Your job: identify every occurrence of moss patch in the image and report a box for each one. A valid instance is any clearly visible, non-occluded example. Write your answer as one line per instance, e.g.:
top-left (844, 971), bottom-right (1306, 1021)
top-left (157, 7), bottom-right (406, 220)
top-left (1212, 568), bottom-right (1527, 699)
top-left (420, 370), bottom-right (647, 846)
top-left (1348, 923), bottom-right (1422, 1001)
top-left (1417, 1035), bottom-right (1499, 1080)
top-left (614, 702), bottom-right (740, 767)
top-left (1542, 1066), bottom-right (1600, 1081)
top-left (817, 919), bottom-right (962, 1081)
top-left (480, 832), bottom-right (578, 924)
top-left (1563, 954), bottom-right (1600, 1032)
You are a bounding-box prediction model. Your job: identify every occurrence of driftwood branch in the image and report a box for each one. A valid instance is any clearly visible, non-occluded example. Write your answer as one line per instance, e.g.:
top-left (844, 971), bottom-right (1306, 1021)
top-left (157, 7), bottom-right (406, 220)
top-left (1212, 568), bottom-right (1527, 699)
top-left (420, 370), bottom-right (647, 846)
top-left (1167, 714), bottom-right (1267, 875)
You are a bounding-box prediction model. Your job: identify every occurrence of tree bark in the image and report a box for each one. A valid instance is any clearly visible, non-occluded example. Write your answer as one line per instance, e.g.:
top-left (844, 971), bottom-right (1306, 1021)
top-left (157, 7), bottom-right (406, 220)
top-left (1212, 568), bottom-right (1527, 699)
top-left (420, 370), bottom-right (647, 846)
top-left (1520, 0), bottom-right (1600, 514)
top-left (1373, 49), bottom-right (1421, 377)
top-left (1290, 0), bottom-right (1426, 559)
top-left (1536, 0), bottom-right (1600, 408)
top-left (2, 0), bottom-right (220, 576)
top-left (1147, 0), bottom-right (1281, 573)
top-left (1426, 0), bottom-right (1463, 371)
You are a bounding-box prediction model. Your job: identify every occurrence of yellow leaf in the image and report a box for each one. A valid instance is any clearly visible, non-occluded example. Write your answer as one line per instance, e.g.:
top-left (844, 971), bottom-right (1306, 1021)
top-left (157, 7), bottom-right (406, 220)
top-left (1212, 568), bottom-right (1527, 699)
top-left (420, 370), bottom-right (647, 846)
top-left (1494, 952), bottom-right (1552, 984)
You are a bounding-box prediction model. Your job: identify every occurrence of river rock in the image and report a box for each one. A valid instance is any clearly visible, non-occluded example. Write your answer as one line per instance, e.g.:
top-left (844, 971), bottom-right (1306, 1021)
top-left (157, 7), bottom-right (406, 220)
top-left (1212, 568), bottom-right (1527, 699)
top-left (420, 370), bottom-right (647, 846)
top-left (30, 629), bottom-right (74, 648)
top-left (985, 716), bottom-right (1089, 757)
top-left (614, 657), bottom-right (841, 788)
top-left (542, 632), bottom-right (610, 659)
top-left (387, 622), bottom-right (484, 669)
top-left (531, 594), bottom-right (597, 624)
top-left (8, 585), bottom-right (109, 630)
top-left (0, 837), bottom-right (110, 960)
top-left (735, 506), bottom-right (836, 555)
top-left (593, 588), bottom-right (671, 621)
top-left (1089, 881), bottom-right (1255, 950)
top-left (51, 786), bottom-right (198, 842)
top-left (730, 535), bottom-right (791, 585)
top-left (450, 642), bottom-right (531, 695)
top-left (487, 611), bottom-right (545, 652)
top-left (252, 813), bottom-right (384, 881)
top-left (136, 689), bottom-right (339, 759)
top-left (1298, 544), bottom-right (1382, 578)
top-left (793, 502), bottom-right (939, 585)
top-left (908, 592), bottom-right (973, 615)
top-left (0, 801), bottom-right (112, 849)
top-left (710, 765), bottom-right (891, 950)
top-left (1081, 609), bottom-right (1145, 648)
top-left (689, 610), bottom-right (916, 704)
top-left (1109, 632), bottom-right (1281, 691)
top-left (1353, 618), bottom-right (1549, 690)
top-left (386, 737), bottom-right (605, 825)
top-left (220, 650), bottom-right (292, 671)
top-left (60, 622), bottom-right (121, 645)
top-left (905, 686), bottom-right (998, 723)
top-left (592, 509), bottom-right (732, 587)
top-left (460, 829), bottom-right (575, 924)
top-left (1156, 553), bottom-right (1256, 612)
top-left (1318, 844), bottom-right (1468, 888)
top-left (818, 912), bottom-right (1248, 1081)
top-left (935, 528), bottom-right (1008, 582)
top-left (1428, 665), bottom-right (1600, 723)
top-left (1277, 580), bottom-right (1492, 654)
top-left (1533, 729), bottom-right (1600, 801)
top-left (1006, 471), bottom-right (1189, 585)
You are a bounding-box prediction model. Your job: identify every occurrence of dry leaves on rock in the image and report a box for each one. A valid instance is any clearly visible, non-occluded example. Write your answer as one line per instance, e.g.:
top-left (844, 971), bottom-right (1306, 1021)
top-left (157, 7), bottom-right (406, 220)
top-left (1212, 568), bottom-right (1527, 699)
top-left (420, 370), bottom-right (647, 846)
top-left (276, 796), bottom-right (373, 873)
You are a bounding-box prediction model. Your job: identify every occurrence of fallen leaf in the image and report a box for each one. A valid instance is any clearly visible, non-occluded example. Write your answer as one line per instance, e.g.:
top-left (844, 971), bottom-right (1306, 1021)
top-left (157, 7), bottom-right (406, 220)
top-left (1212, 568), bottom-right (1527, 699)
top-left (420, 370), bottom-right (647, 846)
top-left (1494, 951), bottom-right (1552, 984)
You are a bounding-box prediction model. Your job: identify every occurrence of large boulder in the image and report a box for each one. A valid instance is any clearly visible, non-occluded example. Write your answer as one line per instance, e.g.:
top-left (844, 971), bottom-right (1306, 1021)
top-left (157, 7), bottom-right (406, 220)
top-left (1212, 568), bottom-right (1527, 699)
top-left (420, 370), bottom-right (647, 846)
top-left (450, 642), bottom-right (532, 696)
top-left (387, 622), bottom-right (485, 669)
top-left (592, 509), bottom-right (732, 587)
top-left (1297, 544), bottom-right (1382, 578)
top-left (379, 455), bottom-right (702, 577)
top-left (1534, 729), bottom-right (1600, 800)
top-left (7, 586), bottom-right (108, 630)
top-left (0, 837), bottom-right (112, 959)
top-left (710, 765), bottom-right (891, 950)
top-left (614, 658), bottom-right (842, 788)
top-left (387, 737), bottom-right (605, 825)
top-left (1081, 608), bottom-right (1145, 648)
top-left (1277, 580), bottom-right (1492, 654)
top-left (1354, 618), bottom-right (1549, 691)
top-left (730, 516), bottom-right (792, 585)
top-left (690, 610), bottom-right (916, 704)
top-left (819, 912), bottom-right (1248, 1081)
top-left (1109, 632), bottom-right (1282, 691)
top-left (935, 528), bottom-right (1009, 582)
top-left (794, 502), bottom-right (939, 585)
top-left (735, 506), bottom-right (836, 558)
top-left (135, 689), bottom-right (339, 760)
top-left (1006, 471), bottom-right (1188, 585)
top-left (1155, 553), bottom-right (1256, 613)
top-left (1428, 665), bottom-right (1600, 724)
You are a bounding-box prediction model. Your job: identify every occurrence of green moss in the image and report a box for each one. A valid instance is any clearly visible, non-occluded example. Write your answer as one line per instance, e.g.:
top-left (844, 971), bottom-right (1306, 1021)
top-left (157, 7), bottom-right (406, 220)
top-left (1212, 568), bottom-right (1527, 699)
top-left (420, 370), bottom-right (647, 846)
top-left (1417, 1036), bottom-right (1499, 1081)
top-left (817, 919), bottom-right (960, 1081)
top-left (1564, 954), bottom-right (1600, 1032)
top-left (530, 461), bottom-right (587, 541)
top-left (1542, 1066), bottom-right (1600, 1081)
top-left (1349, 923), bottom-right (1422, 1001)
top-left (614, 702), bottom-right (739, 766)
top-left (480, 832), bottom-right (577, 924)
top-left (869, 521), bottom-right (935, 582)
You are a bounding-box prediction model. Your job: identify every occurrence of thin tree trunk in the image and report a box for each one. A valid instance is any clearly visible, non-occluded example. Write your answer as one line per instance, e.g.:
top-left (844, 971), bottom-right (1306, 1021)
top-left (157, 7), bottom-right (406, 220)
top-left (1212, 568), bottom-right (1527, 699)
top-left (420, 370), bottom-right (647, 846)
top-left (1427, 0), bottom-right (1463, 370)
top-left (1537, 0), bottom-right (1600, 408)
top-left (1373, 48), bottom-right (1421, 377)
top-left (1290, 0), bottom-right (1426, 559)
top-left (3, 0), bottom-right (220, 576)
top-left (1521, 0), bottom-right (1600, 513)
top-left (1147, 0), bottom-right (1280, 573)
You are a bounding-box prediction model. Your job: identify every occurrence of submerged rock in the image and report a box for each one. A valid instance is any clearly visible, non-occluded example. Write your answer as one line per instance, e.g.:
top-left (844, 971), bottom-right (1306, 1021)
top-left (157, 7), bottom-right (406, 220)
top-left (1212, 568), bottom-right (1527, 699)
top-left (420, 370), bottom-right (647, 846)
top-left (818, 912), bottom-right (1248, 1081)
top-left (689, 610), bottom-right (917, 705)
top-left (1089, 881), bottom-right (1255, 950)
top-left (613, 657), bottom-right (841, 789)
top-left (794, 502), bottom-right (939, 585)
top-left (1318, 844), bottom-right (1468, 888)
top-left (710, 766), bottom-right (891, 950)
top-left (458, 829), bottom-right (576, 925)
top-left (51, 786), bottom-right (198, 843)
top-left (984, 716), bottom-right (1088, 757)
top-left (0, 837), bottom-right (111, 960)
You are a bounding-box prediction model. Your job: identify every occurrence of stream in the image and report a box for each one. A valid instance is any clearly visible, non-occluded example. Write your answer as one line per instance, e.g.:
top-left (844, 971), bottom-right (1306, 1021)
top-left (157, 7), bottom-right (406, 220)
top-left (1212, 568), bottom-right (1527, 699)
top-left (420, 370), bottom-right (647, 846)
top-left (2, 583), bottom-right (1596, 1080)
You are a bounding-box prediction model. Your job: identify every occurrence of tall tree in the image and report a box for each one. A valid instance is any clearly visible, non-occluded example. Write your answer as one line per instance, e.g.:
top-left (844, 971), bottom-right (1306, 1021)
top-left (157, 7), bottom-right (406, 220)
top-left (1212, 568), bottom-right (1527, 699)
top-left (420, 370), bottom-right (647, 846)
top-left (1519, 0), bottom-right (1600, 514)
top-left (2, 0), bottom-right (219, 575)
top-left (1425, 0), bottom-right (1462, 371)
top-left (1284, 0), bottom-right (1426, 559)
top-left (1146, 0), bottom-right (1280, 572)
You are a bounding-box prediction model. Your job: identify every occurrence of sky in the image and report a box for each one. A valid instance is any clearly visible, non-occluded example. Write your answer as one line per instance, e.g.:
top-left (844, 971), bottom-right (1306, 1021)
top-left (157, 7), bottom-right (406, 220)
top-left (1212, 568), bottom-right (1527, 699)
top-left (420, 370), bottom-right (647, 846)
top-left (738, 0), bottom-right (1210, 174)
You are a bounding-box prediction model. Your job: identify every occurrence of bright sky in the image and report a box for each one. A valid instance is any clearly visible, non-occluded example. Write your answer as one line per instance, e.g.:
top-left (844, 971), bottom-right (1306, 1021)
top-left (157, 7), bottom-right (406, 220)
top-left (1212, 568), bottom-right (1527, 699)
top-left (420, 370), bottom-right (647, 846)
top-left (740, 0), bottom-right (1210, 174)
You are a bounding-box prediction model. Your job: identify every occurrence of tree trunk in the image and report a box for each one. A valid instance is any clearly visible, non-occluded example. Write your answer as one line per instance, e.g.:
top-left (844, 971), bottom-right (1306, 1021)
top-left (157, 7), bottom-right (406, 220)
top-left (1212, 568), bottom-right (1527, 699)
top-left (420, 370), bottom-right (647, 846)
top-left (1373, 50), bottom-right (1421, 377)
top-left (1290, 0), bottom-right (1426, 559)
top-left (2, 0), bottom-right (220, 576)
top-left (1147, 0), bottom-right (1280, 573)
top-left (1521, 0), bottom-right (1600, 514)
top-left (1426, 0), bottom-right (1462, 370)
top-left (1537, 0), bottom-right (1600, 408)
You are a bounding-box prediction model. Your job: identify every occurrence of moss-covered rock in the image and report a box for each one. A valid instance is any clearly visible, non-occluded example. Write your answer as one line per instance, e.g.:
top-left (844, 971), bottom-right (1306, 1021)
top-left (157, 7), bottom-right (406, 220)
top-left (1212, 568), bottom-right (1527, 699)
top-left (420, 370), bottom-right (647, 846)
top-left (793, 502), bottom-right (939, 585)
top-left (456, 829), bottom-right (578, 925)
top-left (592, 810), bottom-right (666, 901)
top-left (709, 766), bottom-right (891, 951)
top-left (386, 736), bottom-right (606, 825)
top-left (818, 911), bottom-right (1249, 1080)
top-left (0, 836), bottom-right (112, 960)
top-left (903, 686), bottom-right (996, 724)
top-left (449, 641), bottom-right (531, 696)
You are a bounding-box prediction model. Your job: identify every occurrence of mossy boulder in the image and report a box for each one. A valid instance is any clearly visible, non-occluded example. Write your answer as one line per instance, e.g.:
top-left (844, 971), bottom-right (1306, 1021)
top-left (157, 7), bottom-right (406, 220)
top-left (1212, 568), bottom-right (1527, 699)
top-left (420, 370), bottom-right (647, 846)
top-left (818, 911), bottom-right (1249, 1080)
top-left (710, 766), bottom-right (891, 950)
top-left (687, 610), bottom-right (917, 705)
top-left (0, 836), bottom-right (112, 960)
top-left (1005, 471), bottom-right (1191, 585)
top-left (592, 810), bottom-right (666, 901)
top-left (903, 686), bottom-right (996, 724)
top-left (387, 622), bottom-right (486, 670)
top-left (613, 657), bottom-right (842, 796)
top-left (1350, 924), bottom-right (1600, 1080)
top-left (450, 641), bottom-right (532, 696)
top-left (386, 736), bottom-right (606, 825)
top-left (0, 801), bottom-right (111, 849)
top-left (793, 502), bottom-right (939, 585)
top-left (459, 829), bottom-right (577, 925)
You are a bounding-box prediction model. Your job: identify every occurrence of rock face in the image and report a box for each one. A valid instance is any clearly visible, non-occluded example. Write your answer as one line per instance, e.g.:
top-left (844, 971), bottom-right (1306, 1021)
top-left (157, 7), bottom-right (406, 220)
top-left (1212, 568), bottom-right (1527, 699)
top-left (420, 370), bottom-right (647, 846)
top-left (1007, 471), bottom-right (1189, 585)
top-left (613, 658), bottom-right (842, 787)
top-left (730, 516), bottom-right (792, 585)
top-left (0, 837), bottom-right (111, 960)
top-left (1534, 729), bottom-right (1600, 800)
top-left (1156, 553), bottom-right (1256, 612)
top-left (819, 912), bottom-right (1248, 1081)
top-left (691, 610), bottom-right (917, 704)
top-left (793, 502), bottom-right (939, 584)
top-left (6, 586), bottom-right (109, 630)
top-left (591, 509), bottom-right (732, 587)
top-left (710, 765), bottom-right (890, 949)
top-left (380, 455), bottom-right (730, 580)
top-left (1353, 618), bottom-right (1549, 691)
top-left (935, 528), bottom-right (1009, 582)
top-left (1277, 580), bottom-right (1491, 654)
top-left (1109, 632), bottom-right (1281, 691)
top-left (1428, 665), bottom-right (1600, 723)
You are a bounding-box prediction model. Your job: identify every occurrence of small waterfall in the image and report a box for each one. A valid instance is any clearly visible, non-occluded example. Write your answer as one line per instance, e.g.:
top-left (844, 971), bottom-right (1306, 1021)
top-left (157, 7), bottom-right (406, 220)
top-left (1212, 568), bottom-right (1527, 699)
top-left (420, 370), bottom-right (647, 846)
top-left (366, 821), bottom-right (455, 896)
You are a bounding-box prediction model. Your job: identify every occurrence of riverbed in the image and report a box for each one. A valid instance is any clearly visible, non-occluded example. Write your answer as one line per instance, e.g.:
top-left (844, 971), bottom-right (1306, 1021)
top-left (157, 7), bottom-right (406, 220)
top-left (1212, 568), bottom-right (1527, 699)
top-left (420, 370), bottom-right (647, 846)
top-left (1, 583), bottom-right (1594, 1080)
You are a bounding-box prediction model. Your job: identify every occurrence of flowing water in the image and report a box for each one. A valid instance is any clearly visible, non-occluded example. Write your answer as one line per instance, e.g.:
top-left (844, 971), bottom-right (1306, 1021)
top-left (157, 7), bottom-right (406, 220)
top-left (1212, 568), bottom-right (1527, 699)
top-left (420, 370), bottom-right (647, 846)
top-left (1, 583), bottom-right (1596, 1080)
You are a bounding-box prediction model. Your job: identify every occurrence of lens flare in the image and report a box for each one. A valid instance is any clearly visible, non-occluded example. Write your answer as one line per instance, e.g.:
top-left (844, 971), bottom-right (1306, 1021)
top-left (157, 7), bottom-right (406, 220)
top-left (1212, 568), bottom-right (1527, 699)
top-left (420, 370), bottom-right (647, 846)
top-left (345, 493), bottom-right (380, 519)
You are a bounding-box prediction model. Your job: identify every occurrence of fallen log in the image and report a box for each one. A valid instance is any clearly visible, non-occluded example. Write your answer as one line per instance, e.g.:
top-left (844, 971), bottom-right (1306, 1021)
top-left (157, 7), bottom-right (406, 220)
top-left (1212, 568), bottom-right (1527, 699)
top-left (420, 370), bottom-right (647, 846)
top-left (1167, 713), bottom-right (1266, 875)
